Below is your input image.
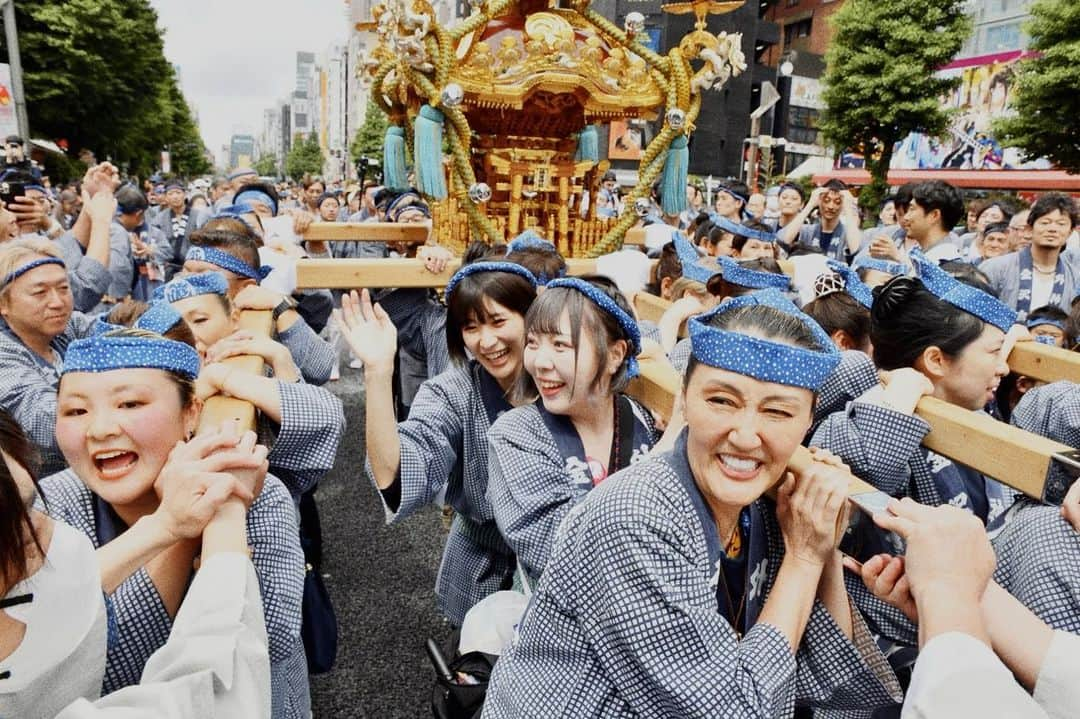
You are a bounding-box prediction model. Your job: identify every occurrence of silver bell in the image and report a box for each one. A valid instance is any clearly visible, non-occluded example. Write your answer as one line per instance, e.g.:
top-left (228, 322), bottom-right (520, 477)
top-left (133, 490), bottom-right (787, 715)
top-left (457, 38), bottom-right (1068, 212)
top-left (441, 83), bottom-right (464, 108)
top-left (634, 197), bottom-right (652, 217)
top-left (624, 12), bottom-right (645, 35)
top-left (468, 182), bottom-right (492, 203)
top-left (666, 108), bottom-right (686, 130)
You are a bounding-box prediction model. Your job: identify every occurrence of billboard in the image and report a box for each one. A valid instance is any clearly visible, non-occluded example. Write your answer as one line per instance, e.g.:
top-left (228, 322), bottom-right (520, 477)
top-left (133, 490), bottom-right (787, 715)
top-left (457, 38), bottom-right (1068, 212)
top-left (890, 50), bottom-right (1049, 171)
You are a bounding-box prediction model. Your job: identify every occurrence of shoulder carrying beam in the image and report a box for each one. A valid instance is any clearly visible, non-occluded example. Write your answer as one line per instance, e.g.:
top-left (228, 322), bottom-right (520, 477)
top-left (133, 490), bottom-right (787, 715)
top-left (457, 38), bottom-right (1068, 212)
top-left (196, 309), bottom-right (274, 435)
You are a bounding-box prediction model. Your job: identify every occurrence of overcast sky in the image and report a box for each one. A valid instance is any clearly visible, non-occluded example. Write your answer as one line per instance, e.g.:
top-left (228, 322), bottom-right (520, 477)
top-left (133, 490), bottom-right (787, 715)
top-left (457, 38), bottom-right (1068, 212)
top-left (150, 0), bottom-right (348, 156)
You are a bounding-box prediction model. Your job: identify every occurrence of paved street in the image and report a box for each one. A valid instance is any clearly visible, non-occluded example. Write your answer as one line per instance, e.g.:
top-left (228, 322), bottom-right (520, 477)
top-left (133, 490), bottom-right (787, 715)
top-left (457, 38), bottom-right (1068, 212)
top-left (310, 366), bottom-right (452, 718)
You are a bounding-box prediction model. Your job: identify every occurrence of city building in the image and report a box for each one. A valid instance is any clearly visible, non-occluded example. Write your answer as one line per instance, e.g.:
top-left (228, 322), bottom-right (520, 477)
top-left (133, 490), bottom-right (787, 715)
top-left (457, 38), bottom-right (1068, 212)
top-left (291, 51), bottom-right (318, 143)
top-left (603, 0), bottom-right (780, 180)
top-left (229, 134), bottom-right (256, 170)
top-left (961, 0), bottom-right (1034, 57)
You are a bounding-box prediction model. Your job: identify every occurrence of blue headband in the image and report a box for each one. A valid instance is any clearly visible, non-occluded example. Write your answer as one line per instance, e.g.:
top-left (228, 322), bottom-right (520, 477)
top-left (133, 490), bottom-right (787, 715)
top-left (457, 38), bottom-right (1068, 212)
top-left (154, 271), bottom-right (230, 303)
top-left (544, 277), bottom-right (641, 379)
top-left (688, 289), bottom-right (840, 391)
top-left (185, 246), bottom-right (271, 282)
top-left (824, 259), bottom-right (874, 309)
top-left (94, 301), bottom-right (183, 337)
top-left (24, 184), bottom-right (47, 196)
top-left (506, 230), bottom-right (557, 256)
top-left (716, 256), bottom-right (791, 291)
top-left (1027, 317), bottom-right (1066, 331)
top-left (909, 249), bottom-right (1017, 333)
top-left (444, 261), bottom-right (537, 304)
top-left (710, 214), bottom-right (777, 243)
top-left (673, 231), bottom-right (716, 285)
top-left (717, 186), bottom-right (748, 205)
top-left (63, 334), bottom-right (201, 381)
top-left (2, 257), bottom-right (65, 286)
top-left (852, 256), bottom-right (909, 277)
top-left (232, 189), bottom-right (278, 216)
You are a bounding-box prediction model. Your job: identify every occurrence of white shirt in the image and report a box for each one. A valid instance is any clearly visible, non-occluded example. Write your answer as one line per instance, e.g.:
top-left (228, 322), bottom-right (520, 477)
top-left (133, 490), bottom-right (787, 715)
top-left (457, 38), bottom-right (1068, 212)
top-left (1030, 271), bottom-right (1055, 310)
top-left (904, 630), bottom-right (1080, 719)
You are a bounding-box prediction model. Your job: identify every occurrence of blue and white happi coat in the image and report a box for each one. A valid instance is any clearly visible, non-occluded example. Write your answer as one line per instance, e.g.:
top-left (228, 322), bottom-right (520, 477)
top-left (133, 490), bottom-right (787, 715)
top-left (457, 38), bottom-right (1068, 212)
top-left (487, 396), bottom-right (657, 584)
top-left (483, 432), bottom-right (901, 718)
top-left (39, 471), bottom-right (309, 719)
top-left (371, 360), bottom-right (516, 626)
top-left (998, 380), bottom-right (1080, 633)
top-left (260, 380), bottom-right (345, 500)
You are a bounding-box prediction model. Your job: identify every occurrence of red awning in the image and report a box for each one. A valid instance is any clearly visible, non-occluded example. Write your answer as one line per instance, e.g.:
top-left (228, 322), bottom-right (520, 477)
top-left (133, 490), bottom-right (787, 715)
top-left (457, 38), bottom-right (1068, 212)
top-left (811, 169), bottom-right (1080, 193)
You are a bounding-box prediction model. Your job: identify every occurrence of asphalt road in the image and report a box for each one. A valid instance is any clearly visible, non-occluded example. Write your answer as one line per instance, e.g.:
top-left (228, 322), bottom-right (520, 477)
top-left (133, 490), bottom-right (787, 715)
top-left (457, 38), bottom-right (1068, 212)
top-left (310, 365), bottom-right (452, 718)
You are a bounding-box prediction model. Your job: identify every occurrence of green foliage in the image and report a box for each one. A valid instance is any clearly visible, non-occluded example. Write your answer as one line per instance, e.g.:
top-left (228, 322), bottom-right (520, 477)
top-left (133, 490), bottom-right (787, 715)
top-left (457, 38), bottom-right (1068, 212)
top-left (993, 0), bottom-right (1080, 172)
top-left (350, 100), bottom-right (388, 164)
top-left (285, 133), bottom-right (325, 180)
top-left (819, 0), bottom-right (971, 213)
top-left (254, 154), bottom-right (278, 177)
top-left (0, 0), bottom-right (209, 177)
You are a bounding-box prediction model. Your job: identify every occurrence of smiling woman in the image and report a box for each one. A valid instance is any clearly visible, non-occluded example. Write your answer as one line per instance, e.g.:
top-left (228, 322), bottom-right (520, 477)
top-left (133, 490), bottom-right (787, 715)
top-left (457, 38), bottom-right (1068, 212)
top-left (486, 276), bottom-right (659, 585)
top-left (37, 328), bottom-right (311, 719)
top-left (482, 290), bottom-right (902, 718)
top-left (336, 261), bottom-right (538, 627)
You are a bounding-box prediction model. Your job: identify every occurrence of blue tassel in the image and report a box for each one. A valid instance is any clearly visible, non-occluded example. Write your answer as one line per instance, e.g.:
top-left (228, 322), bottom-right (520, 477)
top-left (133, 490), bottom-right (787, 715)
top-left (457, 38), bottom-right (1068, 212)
top-left (575, 125), bottom-right (598, 162)
top-left (414, 105), bottom-right (447, 200)
top-left (383, 126), bottom-right (408, 191)
top-left (660, 135), bottom-right (689, 216)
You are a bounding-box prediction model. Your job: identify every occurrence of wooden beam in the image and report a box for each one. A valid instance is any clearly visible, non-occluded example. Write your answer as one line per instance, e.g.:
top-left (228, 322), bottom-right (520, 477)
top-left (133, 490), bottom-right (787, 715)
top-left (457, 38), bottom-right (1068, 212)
top-left (295, 257), bottom-right (603, 290)
top-left (624, 227), bottom-right (646, 247)
top-left (625, 356), bottom-right (1079, 504)
top-left (918, 396), bottom-right (1078, 504)
top-left (1007, 342), bottom-right (1080, 384)
top-left (302, 222), bottom-right (430, 243)
top-left (196, 310), bottom-right (274, 435)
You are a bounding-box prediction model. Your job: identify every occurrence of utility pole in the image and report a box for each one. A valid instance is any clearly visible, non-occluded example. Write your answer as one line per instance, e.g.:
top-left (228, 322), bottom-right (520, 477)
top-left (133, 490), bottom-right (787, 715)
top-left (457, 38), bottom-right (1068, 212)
top-left (0, 0), bottom-right (30, 144)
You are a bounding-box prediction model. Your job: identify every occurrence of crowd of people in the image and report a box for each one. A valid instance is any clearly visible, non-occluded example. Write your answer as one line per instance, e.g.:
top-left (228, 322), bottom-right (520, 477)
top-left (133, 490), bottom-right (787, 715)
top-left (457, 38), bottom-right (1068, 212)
top-left (1, 148), bottom-right (1079, 719)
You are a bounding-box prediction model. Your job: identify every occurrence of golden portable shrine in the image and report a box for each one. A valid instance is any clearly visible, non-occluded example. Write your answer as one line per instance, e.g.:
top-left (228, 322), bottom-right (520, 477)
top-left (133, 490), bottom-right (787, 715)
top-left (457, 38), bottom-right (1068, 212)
top-left (358, 0), bottom-right (748, 257)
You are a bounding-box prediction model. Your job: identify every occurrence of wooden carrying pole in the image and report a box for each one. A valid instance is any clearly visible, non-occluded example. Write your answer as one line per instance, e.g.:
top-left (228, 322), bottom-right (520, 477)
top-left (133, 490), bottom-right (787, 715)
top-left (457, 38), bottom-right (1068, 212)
top-left (302, 222), bottom-right (430, 243)
top-left (295, 257), bottom-right (607, 290)
top-left (632, 292), bottom-right (1080, 384)
top-left (627, 356), bottom-right (1079, 504)
top-left (196, 310), bottom-right (274, 434)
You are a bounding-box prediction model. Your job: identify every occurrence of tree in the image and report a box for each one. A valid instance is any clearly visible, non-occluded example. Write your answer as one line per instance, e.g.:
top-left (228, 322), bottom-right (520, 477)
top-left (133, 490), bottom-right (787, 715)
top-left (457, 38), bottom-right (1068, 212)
top-left (254, 154), bottom-right (279, 177)
top-left (0, 0), bottom-right (209, 178)
top-left (285, 133), bottom-right (325, 180)
top-left (350, 100), bottom-right (388, 165)
top-left (993, 0), bottom-right (1080, 172)
top-left (819, 0), bottom-right (971, 213)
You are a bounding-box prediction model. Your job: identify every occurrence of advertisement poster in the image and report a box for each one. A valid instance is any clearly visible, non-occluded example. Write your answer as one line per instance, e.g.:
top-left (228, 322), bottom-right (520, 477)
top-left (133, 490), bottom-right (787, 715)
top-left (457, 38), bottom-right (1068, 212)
top-left (0, 65), bottom-right (19, 139)
top-left (891, 50), bottom-right (1049, 171)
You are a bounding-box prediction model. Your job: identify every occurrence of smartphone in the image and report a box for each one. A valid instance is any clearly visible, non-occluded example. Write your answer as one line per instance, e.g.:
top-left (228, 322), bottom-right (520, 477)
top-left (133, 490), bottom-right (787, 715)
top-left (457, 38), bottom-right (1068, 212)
top-left (0, 181), bottom-right (26, 205)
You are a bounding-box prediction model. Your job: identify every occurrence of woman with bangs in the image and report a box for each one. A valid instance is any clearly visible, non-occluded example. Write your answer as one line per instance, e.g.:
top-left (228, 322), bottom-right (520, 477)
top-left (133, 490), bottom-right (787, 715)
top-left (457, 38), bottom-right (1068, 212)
top-left (486, 276), bottom-right (659, 585)
top-left (482, 290), bottom-right (901, 718)
top-left (151, 274), bottom-right (345, 502)
top-left (36, 326), bottom-right (311, 719)
top-left (1, 404), bottom-right (272, 718)
top-left (336, 262), bottom-right (538, 626)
